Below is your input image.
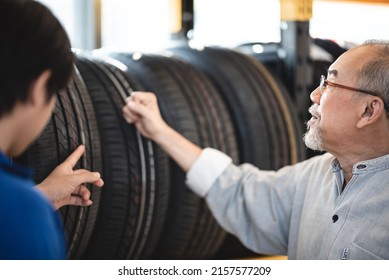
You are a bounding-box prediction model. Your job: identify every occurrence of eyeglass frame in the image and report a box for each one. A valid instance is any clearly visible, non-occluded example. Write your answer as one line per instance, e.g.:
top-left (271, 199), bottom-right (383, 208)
top-left (319, 75), bottom-right (379, 97)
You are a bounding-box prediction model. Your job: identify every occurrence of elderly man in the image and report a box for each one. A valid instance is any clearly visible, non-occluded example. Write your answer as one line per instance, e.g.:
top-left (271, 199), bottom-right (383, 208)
top-left (122, 40), bottom-right (389, 260)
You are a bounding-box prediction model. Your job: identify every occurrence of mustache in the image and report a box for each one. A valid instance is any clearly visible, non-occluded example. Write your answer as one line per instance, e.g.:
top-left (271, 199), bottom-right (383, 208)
top-left (308, 104), bottom-right (320, 117)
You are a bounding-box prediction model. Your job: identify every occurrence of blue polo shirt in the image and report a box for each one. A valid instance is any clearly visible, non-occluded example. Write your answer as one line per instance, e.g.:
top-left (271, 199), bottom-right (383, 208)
top-left (0, 152), bottom-right (66, 259)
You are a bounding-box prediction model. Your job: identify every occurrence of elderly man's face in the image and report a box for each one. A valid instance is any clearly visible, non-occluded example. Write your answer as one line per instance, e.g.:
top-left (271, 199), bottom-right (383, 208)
top-left (303, 45), bottom-right (374, 153)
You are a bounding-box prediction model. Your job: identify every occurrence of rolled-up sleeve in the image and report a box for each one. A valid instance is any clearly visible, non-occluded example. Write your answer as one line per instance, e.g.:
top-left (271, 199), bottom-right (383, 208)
top-left (185, 148), bottom-right (232, 197)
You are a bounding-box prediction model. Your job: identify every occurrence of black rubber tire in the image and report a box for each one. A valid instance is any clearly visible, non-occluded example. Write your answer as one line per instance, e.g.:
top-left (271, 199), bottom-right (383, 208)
top-left (171, 46), bottom-right (272, 169)
top-left (76, 56), bottom-right (141, 259)
top-left (109, 52), bottom-right (238, 259)
top-left (94, 57), bottom-right (171, 259)
top-left (76, 55), bottom-right (170, 260)
top-left (237, 42), bottom-right (287, 88)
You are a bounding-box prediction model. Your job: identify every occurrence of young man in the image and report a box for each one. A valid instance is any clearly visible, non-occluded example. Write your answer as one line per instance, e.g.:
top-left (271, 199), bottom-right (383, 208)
top-left (123, 40), bottom-right (389, 259)
top-left (0, 0), bottom-right (103, 259)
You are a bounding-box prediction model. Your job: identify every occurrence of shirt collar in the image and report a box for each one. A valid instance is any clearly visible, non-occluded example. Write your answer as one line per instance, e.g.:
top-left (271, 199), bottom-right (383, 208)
top-left (0, 151), bottom-right (34, 179)
top-left (331, 153), bottom-right (389, 174)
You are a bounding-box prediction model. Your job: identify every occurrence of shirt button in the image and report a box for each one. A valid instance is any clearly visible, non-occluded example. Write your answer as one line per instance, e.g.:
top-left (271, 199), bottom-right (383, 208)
top-left (357, 164), bottom-right (367, 169)
top-left (332, 215), bottom-right (339, 223)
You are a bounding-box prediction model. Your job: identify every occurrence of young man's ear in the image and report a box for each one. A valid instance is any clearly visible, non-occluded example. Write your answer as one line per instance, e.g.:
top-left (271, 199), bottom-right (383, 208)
top-left (27, 70), bottom-right (52, 105)
top-left (357, 98), bottom-right (385, 129)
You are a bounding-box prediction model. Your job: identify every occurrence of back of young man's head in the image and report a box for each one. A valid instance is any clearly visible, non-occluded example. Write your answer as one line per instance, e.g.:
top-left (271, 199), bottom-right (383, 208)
top-left (0, 0), bottom-right (74, 117)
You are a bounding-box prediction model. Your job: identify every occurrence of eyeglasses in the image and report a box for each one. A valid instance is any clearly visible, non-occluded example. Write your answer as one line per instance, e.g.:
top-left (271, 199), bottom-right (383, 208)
top-left (320, 75), bottom-right (378, 97)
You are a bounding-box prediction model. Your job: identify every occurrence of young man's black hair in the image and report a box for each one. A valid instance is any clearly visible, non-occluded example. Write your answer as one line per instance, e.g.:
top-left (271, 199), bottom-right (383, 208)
top-left (0, 0), bottom-right (74, 117)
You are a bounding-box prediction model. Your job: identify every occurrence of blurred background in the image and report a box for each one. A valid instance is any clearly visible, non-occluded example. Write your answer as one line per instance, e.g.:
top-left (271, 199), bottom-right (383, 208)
top-left (37, 0), bottom-right (389, 51)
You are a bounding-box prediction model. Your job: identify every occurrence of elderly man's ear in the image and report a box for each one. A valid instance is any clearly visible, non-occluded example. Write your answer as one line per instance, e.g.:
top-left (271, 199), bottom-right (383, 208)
top-left (357, 98), bottom-right (386, 129)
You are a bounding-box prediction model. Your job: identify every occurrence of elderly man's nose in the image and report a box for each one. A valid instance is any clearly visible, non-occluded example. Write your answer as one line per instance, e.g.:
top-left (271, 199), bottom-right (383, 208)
top-left (310, 87), bottom-right (322, 104)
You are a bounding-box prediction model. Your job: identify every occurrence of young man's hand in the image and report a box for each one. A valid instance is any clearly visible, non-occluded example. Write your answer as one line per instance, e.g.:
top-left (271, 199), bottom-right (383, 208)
top-left (36, 145), bottom-right (104, 210)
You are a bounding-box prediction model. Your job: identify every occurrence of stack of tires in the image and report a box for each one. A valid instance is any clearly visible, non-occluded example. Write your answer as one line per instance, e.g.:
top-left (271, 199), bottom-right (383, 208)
top-left (17, 46), bottom-right (306, 259)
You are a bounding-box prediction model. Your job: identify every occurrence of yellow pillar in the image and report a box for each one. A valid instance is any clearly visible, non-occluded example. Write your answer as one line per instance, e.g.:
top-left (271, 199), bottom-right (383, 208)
top-left (169, 0), bottom-right (182, 34)
top-left (94, 0), bottom-right (102, 48)
top-left (280, 0), bottom-right (313, 21)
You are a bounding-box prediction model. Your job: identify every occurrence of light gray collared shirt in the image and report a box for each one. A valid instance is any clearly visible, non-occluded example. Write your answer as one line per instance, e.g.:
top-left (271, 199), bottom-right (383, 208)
top-left (186, 148), bottom-right (389, 259)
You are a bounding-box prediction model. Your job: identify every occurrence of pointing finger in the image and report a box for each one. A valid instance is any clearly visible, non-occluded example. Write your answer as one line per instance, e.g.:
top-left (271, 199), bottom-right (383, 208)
top-left (64, 145), bottom-right (85, 168)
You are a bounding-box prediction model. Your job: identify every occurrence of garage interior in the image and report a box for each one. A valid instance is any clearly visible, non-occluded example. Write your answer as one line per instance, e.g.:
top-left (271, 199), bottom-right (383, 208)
top-left (15, 0), bottom-right (389, 259)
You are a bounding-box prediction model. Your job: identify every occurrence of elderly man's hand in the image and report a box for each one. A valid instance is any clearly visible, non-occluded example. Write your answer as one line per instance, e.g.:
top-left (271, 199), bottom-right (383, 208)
top-left (122, 91), bottom-right (169, 141)
top-left (36, 145), bottom-right (104, 210)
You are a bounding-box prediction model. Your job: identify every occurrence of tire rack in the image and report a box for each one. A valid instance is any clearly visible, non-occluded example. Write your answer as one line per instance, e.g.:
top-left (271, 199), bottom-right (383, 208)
top-left (16, 46), bottom-right (305, 259)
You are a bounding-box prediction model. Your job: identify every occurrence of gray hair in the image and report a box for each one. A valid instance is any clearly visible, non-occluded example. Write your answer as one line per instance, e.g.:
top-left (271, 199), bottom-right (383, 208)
top-left (357, 40), bottom-right (389, 116)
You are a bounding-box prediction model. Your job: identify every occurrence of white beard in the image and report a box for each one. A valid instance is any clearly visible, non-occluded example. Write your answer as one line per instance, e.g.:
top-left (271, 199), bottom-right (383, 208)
top-left (303, 120), bottom-right (324, 152)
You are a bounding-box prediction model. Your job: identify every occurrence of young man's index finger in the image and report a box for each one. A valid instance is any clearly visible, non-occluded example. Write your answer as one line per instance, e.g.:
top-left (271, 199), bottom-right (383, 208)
top-left (65, 145), bottom-right (85, 168)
